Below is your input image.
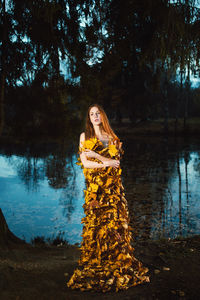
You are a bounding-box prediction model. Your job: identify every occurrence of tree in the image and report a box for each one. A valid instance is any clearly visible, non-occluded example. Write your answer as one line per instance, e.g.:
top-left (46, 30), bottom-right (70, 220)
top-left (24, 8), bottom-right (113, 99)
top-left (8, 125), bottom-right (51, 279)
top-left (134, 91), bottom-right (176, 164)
top-left (0, 208), bottom-right (25, 248)
top-left (0, 0), bottom-right (6, 135)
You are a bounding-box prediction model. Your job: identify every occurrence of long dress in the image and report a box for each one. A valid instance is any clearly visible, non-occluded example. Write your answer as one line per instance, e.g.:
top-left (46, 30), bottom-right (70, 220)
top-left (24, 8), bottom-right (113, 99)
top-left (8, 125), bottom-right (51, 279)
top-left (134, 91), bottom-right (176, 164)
top-left (67, 137), bottom-right (150, 292)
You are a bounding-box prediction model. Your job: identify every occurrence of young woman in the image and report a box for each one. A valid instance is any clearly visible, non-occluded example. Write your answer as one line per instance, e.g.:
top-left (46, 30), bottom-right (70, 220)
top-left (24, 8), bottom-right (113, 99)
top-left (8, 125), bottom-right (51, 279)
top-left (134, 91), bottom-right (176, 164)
top-left (67, 104), bottom-right (150, 292)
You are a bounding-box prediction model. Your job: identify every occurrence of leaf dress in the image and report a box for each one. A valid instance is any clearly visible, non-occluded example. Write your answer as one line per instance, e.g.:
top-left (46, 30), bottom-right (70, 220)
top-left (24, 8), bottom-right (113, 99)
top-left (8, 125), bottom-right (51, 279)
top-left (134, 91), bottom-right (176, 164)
top-left (66, 137), bottom-right (150, 292)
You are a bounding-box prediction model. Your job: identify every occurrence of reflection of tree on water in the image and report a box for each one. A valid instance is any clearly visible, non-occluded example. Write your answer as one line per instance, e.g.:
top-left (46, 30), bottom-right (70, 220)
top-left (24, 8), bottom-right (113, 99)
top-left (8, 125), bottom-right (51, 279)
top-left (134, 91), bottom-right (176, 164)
top-left (44, 146), bottom-right (81, 222)
top-left (5, 142), bottom-right (76, 192)
top-left (45, 155), bottom-right (72, 189)
top-left (58, 154), bottom-right (82, 223)
top-left (158, 146), bottom-right (195, 238)
top-left (175, 146), bottom-right (193, 237)
top-left (7, 155), bottom-right (44, 192)
top-left (1, 140), bottom-right (81, 224)
top-left (122, 137), bottom-right (199, 240)
top-left (184, 151), bottom-right (190, 234)
top-left (45, 153), bottom-right (80, 222)
top-left (125, 138), bottom-right (172, 240)
top-left (154, 137), bottom-right (171, 239)
top-left (153, 144), bottom-right (194, 239)
top-left (122, 139), bottom-right (159, 240)
top-left (193, 154), bottom-right (200, 173)
top-left (176, 150), bottom-right (182, 236)
top-left (145, 137), bottom-right (178, 240)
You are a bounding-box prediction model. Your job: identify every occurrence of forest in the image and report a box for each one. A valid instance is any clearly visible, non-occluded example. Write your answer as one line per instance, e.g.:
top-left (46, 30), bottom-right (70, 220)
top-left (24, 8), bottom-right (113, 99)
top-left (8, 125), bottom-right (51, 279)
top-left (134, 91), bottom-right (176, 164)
top-left (0, 0), bottom-right (200, 137)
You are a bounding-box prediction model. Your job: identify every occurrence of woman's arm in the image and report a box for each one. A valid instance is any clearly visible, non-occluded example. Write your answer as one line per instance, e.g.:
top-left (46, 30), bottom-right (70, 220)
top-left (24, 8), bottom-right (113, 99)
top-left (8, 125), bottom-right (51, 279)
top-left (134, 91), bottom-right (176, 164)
top-left (83, 138), bottom-right (122, 162)
top-left (84, 150), bottom-right (112, 163)
top-left (80, 154), bottom-right (110, 169)
top-left (79, 133), bottom-right (119, 169)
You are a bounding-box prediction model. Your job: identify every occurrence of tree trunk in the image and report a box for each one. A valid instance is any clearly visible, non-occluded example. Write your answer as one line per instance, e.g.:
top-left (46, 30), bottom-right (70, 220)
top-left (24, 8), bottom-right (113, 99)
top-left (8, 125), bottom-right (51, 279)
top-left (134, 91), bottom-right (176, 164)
top-left (0, 0), bottom-right (6, 136)
top-left (163, 76), bottom-right (169, 135)
top-left (174, 84), bottom-right (180, 135)
top-left (163, 92), bottom-right (169, 134)
top-left (174, 111), bottom-right (178, 135)
top-left (183, 83), bottom-right (189, 131)
top-left (0, 74), bottom-right (5, 136)
top-left (183, 61), bottom-right (190, 132)
top-left (0, 208), bottom-right (25, 248)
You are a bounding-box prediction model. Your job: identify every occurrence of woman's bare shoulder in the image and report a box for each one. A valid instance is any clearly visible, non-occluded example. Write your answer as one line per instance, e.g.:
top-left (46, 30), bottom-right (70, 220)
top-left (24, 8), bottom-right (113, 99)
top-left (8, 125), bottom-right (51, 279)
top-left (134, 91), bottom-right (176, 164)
top-left (79, 132), bottom-right (85, 147)
top-left (80, 132), bottom-right (85, 139)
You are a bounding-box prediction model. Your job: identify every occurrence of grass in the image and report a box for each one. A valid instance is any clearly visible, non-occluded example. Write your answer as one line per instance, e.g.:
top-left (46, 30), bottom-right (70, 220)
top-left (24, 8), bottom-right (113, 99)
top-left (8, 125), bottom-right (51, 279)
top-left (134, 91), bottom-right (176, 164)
top-left (31, 235), bottom-right (71, 246)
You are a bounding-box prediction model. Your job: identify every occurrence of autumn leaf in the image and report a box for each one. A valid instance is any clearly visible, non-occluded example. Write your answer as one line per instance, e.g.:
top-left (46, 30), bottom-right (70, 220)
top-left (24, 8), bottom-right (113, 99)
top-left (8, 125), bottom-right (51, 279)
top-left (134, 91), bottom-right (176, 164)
top-left (82, 138), bottom-right (98, 150)
top-left (95, 176), bottom-right (104, 186)
top-left (108, 144), bottom-right (118, 157)
top-left (89, 258), bottom-right (99, 265)
top-left (89, 183), bottom-right (99, 192)
top-left (110, 241), bottom-right (118, 250)
top-left (106, 277), bottom-right (114, 285)
top-left (105, 177), bottom-right (113, 187)
top-left (116, 277), bottom-right (125, 286)
top-left (97, 228), bottom-right (106, 239)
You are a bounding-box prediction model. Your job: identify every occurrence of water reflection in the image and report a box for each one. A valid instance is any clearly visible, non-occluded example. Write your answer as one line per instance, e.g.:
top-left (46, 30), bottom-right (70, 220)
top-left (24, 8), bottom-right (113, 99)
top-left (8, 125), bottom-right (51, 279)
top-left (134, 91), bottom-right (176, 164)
top-left (0, 137), bottom-right (200, 244)
top-left (0, 143), bottom-right (85, 245)
top-left (122, 137), bottom-right (200, 241)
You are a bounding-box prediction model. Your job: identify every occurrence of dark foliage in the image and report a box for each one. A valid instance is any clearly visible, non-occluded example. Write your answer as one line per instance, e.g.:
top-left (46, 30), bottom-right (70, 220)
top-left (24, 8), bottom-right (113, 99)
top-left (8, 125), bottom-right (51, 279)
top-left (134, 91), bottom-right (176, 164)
top-left (0, 0), bottom-right (200, 136)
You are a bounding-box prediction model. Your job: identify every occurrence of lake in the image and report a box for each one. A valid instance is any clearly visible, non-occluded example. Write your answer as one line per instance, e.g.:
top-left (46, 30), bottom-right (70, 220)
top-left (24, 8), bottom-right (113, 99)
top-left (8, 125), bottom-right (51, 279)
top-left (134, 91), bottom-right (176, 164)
top-left (0, 136), bottom-right (200, 245)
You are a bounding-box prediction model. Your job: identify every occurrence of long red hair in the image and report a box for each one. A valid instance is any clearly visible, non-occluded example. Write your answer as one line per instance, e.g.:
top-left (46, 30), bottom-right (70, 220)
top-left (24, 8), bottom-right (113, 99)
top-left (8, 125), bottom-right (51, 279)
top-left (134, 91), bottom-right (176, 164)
top-left (85, 104), bottom-right (122, 150)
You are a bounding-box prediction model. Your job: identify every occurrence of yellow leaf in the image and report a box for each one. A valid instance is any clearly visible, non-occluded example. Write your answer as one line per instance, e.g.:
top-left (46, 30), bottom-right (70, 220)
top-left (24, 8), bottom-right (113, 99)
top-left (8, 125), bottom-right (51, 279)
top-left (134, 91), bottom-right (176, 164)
top-left (118, 168), bottom-right (122, 175)
top-left (116, 277), bottom-right (125, 286)
top-left (109, 264), bottom-right (119, 271)
top-left (89, 192), bottom-right (97, 200)
top-left (98, 228), bottom-right (106, 239)
top-left (117, 253), bottom-right (127, 261)
top-left (102, 242), bottom-right (108, 251)
top-left (95, 176), bottom-right (104, 186)
top-left (75, 269), bottom-right (82, 276)
top-left (105, 177), bottom-right (113, 187)
top-left (82, 138), bottom-right (98, 150)
top-left (113, 269), bottom-right (120, 277)
top-left (86, 282), bottom-right (92, 289)
top-left (110, 241), bottom-right (118, 250)
top-left (89, 183), bottom-right (99, 192)
top-left (108, 144), bottom-right (118, 157)
top-left (106, 277), bottom-right (114, 285)
top-left (90, 258), bottom-right (99, 264)
top-left (122, 222), bottom-right (128, 229)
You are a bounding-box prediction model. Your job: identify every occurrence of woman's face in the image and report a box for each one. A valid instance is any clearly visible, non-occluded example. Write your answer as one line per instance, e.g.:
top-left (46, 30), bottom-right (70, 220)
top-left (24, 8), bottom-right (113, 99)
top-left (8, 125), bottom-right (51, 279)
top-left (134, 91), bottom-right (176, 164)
top-left (89, 106), bottom-right (102, 126)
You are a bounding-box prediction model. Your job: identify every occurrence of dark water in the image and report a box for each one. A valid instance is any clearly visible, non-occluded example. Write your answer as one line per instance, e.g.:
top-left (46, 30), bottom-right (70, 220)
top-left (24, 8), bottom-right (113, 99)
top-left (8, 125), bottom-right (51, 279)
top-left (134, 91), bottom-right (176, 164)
top-left (0, 136), bottom-right (200, 245)
top-left (122, 136), bottom-right (200, 241)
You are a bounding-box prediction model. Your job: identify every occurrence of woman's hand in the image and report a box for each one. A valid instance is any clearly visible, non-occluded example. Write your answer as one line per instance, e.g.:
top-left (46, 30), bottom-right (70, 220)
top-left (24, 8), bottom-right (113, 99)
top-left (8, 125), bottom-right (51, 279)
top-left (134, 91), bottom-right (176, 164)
top-left (84, 149), bottom-right (97, 158)
top-left (104, 159), bottom-right (120, 169)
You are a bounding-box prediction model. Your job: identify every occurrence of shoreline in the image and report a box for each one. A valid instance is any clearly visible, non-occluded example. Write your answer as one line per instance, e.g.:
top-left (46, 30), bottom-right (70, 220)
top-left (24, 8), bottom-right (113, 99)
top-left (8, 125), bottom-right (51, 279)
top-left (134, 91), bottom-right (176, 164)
top-left (112, 117), bottom-right (200, 137)
top-left (1, 234), bottom-right (200, 299)
top-left (0, 117), bottom-right (200, 143)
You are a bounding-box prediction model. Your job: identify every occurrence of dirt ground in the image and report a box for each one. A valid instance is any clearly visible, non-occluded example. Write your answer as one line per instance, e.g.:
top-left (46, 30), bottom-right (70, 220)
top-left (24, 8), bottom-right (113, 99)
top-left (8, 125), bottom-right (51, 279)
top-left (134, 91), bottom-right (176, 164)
top-left (0, 235), bottom-right (200, 300)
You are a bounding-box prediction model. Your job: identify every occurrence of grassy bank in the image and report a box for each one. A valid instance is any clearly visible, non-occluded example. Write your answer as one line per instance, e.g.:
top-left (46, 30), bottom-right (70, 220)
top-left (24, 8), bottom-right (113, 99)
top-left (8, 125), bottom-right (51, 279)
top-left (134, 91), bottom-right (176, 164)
top-left (112, 117), bottom-right (200, 136)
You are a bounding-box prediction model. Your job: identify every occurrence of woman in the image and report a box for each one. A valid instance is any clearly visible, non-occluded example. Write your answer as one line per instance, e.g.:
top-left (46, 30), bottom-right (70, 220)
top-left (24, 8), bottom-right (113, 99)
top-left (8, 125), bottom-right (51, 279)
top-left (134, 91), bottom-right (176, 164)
top-left (67, 104), bottom-right (150, 292)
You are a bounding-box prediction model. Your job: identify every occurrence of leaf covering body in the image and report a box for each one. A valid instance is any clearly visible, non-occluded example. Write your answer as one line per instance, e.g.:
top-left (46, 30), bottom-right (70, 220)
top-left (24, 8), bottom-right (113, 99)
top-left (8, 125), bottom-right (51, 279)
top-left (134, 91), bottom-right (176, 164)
top-left (67, 138), bottom-right (150, 292)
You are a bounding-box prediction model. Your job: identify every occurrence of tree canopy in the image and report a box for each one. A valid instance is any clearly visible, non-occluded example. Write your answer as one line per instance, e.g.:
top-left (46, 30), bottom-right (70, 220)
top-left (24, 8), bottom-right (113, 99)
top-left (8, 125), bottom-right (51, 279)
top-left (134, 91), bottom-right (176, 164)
top-left (0, 0), bottom-right (200, 136)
